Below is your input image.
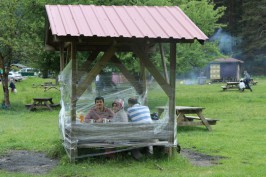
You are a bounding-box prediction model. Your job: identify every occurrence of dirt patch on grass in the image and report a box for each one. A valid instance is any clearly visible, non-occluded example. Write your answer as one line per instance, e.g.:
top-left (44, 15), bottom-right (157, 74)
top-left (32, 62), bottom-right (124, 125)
top-left (181, 148), bottom-right (225, 166)
top-left (0, 150), bottom-right (58, 174)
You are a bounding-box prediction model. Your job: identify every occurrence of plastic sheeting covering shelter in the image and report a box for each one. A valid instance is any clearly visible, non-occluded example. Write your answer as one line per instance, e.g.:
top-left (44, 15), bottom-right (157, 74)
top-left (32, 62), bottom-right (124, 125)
top-left (59, 61), bottom-right (176, 160)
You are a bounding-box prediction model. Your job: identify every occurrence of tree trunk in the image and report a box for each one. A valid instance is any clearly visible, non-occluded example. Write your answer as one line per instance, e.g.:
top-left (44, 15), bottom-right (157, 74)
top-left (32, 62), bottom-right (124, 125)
top-left (0, 55), bottom-right (11, 108)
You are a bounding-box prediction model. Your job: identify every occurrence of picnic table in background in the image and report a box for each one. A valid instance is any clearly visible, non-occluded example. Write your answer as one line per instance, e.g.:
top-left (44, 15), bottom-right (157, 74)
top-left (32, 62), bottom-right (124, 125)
top-left (221, 82), bottom-right (240, 91)
top-left (32, 82), bottom-right (60, 91)
top-left (157, 106), bottom-right (219, 131)
top-left (250, 79), bottom-right (258, 85)
top-left (25, 97), bottom-right (60, 111)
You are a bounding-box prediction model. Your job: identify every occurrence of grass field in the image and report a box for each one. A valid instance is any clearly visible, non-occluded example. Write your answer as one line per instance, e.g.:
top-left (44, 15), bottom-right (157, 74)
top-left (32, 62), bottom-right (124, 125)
top-left (0, 77), bottom-right (266, 177)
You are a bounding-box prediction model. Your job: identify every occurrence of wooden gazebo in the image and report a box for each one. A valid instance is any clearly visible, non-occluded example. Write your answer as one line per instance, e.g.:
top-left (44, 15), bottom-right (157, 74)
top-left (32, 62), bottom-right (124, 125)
top-left (45, 5), bottom-right (208, 161)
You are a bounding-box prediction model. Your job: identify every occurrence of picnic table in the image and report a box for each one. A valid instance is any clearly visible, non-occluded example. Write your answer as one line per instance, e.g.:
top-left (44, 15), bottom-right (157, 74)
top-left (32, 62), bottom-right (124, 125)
top-left (41, 82), bottom-right (60, 92)
top-left (157, 106), bottom-right (219, 131)
top-left (25, 97), bottom-right (60, 111)
top-left (250, 79), bottom-right (258, 85)
top-left (221, 82), bottom-right (240, 91)
top-left (32, 82), bottom-right (60, 91)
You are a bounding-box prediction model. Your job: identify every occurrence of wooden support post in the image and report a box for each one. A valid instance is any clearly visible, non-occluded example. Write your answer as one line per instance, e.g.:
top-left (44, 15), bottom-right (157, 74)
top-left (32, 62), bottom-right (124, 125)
top-left (70, 42), bottom-right (77, 162)
top-left (168, 42), bottom-right (177, 157)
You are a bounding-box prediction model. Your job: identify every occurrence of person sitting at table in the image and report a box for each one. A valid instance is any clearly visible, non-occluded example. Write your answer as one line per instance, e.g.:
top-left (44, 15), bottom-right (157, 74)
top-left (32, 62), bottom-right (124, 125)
top-left (85, 96), bottom-right (114, 123)
top-left (127, 97), bottom-right (153, 160)
top-left (112, 99), bottom-right (128, 122)
top-left (127, 97), bottom-right (152, 123)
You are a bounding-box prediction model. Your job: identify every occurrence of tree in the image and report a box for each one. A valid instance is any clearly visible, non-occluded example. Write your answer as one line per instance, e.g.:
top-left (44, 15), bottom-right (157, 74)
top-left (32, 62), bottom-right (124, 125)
top-left (0, 0), bottom-right (43, 108)
top-left (239, 0), bottom-right (266, 74)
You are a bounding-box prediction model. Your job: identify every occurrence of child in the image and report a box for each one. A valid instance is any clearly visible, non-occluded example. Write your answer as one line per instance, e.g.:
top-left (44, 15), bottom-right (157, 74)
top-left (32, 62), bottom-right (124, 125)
top-left (9, 80), bottom-right (16, 93)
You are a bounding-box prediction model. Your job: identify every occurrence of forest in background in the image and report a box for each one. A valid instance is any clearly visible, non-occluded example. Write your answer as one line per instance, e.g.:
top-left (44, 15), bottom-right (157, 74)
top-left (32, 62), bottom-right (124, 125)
top-left (214, 0), bottom-right (266, 75)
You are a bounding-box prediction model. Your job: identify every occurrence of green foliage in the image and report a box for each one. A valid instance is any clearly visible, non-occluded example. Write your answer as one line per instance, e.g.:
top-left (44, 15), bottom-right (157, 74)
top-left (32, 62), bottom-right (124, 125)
top-left (178, 0), bottom-right (226, 36)
top-left (239, 0), bottom-right (266, 58)
top-left (1, 77), bottom-right (266, 176)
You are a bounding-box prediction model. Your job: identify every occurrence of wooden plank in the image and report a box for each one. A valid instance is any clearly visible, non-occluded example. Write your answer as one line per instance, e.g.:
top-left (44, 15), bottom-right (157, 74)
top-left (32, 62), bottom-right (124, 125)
top-left (132, 44), bottom-right (171, 97)
top-left (177, 121), bottom-right (204, 126)
top-left (184, 116), bottom-right (219, 125)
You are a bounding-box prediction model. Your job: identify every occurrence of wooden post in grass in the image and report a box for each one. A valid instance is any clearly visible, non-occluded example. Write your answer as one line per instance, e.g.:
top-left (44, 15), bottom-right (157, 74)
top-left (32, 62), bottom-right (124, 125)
top-left (168, 42), bottom-right (177, 156)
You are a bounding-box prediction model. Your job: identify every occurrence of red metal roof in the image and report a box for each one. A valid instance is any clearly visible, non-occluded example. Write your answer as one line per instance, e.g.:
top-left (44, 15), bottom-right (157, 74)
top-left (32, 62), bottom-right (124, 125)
top-left (212, 58), bottom-right (244, 63)
top-left (45, 5), bottom-right (208, 41)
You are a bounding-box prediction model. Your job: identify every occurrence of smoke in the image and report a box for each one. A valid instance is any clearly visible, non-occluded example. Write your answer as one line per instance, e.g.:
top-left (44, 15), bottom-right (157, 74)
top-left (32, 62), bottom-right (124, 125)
top-left (210, 28), bottom-right (239, 55)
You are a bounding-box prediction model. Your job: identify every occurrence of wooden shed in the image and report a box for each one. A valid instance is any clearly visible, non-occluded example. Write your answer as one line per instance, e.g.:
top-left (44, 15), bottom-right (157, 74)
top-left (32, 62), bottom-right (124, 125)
top-left (44, 5), bottom-right (208, 162)
top-left (208, 58), bottom-right (244, 82)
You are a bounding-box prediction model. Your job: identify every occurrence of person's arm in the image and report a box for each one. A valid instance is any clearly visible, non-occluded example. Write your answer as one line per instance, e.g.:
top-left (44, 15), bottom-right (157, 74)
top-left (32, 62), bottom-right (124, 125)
top-left (85, 110), bottom-right (92, 122)
top-left (107, 108), bottom-right (114, 119)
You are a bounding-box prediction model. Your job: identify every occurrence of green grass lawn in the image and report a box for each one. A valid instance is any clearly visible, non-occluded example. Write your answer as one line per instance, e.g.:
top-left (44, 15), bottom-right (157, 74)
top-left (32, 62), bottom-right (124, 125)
top-left (0, 77), bottom-right (266, 177)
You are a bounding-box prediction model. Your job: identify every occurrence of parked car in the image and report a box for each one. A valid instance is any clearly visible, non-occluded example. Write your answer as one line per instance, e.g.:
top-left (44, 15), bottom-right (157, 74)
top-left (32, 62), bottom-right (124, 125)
top-left (19, 67), bottom-right (39, 76)
top-left (8, 71), bottom-right (23, 82)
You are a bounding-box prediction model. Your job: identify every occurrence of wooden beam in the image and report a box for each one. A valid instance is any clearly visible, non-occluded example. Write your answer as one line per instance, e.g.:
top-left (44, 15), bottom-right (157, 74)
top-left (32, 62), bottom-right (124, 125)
top-left (78, 50), bottom-right (100, 79)
top-left (159, 43), bottom-right (169, 83)
top-left (77, 50), bottom-right (100, 93)
top-left (132, 44), bottom-right (172, 97)
top-left (76, 45), bottom-right (117, 98)
top-left (111, 56), bottom-right (143, 95)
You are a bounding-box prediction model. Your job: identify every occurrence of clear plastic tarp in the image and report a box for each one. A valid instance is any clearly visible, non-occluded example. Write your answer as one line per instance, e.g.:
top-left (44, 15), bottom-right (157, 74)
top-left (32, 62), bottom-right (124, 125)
top-left (59, 59), bottom-right (176, 159)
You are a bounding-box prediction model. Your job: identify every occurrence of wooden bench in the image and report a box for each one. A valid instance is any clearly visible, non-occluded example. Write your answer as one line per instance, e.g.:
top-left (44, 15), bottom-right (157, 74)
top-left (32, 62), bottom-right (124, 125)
top-left (26, 98), bottom-right (59, 111)
top-left (43, 85), bottom-right (60, 92)
top-left (50, 104), bottom-right (60, 108)
top-left (251, 80), bottom-right (258, 85)
top-left (184, 116), bottom-right (219, 125)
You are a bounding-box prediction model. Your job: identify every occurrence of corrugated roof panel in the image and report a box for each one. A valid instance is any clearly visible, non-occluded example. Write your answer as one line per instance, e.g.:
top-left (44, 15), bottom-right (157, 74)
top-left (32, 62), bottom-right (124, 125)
top-left (46, 5), bottom-right (66, 36)
top-left (70, 5), bottom-right (90, 36)
top-left (62, 5), bottom-right (80, 36)
top-left (103, 6), bottom-right (130, 37)
top-left (137, 6), bottom-right (169, 38)
top-left (45, 5), bottom-right (208, 40)
top-left (170, 6), bottom-right (207, 39)
top-left (80, 5), bottom-right (104, 36)
top-left (114, 6), bottom-right (143, 38)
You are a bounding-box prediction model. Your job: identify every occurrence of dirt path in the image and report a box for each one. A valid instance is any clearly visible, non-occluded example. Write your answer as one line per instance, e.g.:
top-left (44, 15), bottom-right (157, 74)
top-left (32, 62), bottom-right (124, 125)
top-left (180, 148), bottom-right (226, 166)
top-left (0, 150), bottom-right (58, 174)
